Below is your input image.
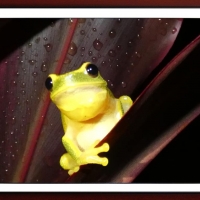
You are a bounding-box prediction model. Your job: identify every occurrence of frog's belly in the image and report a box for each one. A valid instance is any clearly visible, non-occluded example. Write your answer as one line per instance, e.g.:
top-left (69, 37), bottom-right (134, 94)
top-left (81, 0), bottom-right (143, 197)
top-left (76, 117), bottom-right (118, 150)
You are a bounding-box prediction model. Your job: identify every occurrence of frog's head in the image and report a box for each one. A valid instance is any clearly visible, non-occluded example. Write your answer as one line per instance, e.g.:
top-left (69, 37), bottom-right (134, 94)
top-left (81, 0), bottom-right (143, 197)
top-left (45, 62), bottom-right (111, 121)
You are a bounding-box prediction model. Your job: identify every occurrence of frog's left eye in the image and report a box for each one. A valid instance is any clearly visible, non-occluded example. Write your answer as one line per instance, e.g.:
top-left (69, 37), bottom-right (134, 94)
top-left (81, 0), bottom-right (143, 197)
top-left (45, 77), bottom-right (53, 91)
top-left (86, 64), bottom-right (98, 78)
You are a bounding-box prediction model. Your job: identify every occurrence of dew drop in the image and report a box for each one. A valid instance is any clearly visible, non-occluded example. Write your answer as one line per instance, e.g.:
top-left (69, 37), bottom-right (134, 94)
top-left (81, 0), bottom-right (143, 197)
top-left (108, 58), bottom-right (113, 63)
top-left (130, 62), bottom-right (134, 67)
top-left (135, 51), bottom-right (141, 58)
top-left (108, 50), bottom-right (116, 57)
top-left (81, 53), bottom-right (84, 57)
top-left (64, 58), bottom-right (71, 64)
top-left (101, 61), bottom-right (107, 66)
top-left (172, 27), bottom-right (177, 34)
top-left (28, 59), bottom-right (36, 65)
top-left (28, 43), bottom-right (32, 47)
top-left (33, 80), bottom-right (37, 85)
top-left (92, 28), bottom-right (97, 32)
top-left (137, 34), bottom-right (141, 39)
top-left (81, 47), bottom-right (85, 51)
top-left (93, 38), bottom-right (103, 51)
top-left (21, 90), bottom-right (26, 95)
top-left (92, 57), bottom-right (97, 63)
top-left (21, 51), bottom-right (25, 55)
top-left (32, 72), bottom-right (38, 77)
top-left (121, 81), bottom-right (127, 88)
top-left (44, 43), bottom-right (53, 52)
top-left (116, 45), bottom-right (121, 50)
top-left (80, 30), bottom-right (85, 35)
top-left (88, 51), bottom-right (93, 56)
top-left (41, 62), bottom-right (47, 72)
top-left (109, 29), bottom-right (116, 38)
top-left (43, 37), bottom-right (48, 41)
top-left (107, 80), bottom-right (114, 87)
top-left (11, 116), bottom-right (16, 125)
top-left (68, 42), bottom-right (77, 56)
top-left (35, 37), bottom-right (40, 43)
top-left (20, 82), bottom-right (26, 88)
top-left (117, 19), bottom-right (121, 23)
top-left (12, 80), bottom-right (17, 86)
top-left (128, 40), bottom-right (134, 47)
top-left (68, 18), bottom-right (73, 25)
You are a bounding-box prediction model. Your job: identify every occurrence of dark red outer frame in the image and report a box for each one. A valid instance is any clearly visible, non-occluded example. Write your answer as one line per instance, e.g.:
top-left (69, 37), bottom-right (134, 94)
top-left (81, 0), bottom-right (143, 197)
top-left (1, 0), bottom-right (200, 6)
top-left (17, 19), bottom-right (78, 183)
top-left (1, 193), bottom-right (200, 200)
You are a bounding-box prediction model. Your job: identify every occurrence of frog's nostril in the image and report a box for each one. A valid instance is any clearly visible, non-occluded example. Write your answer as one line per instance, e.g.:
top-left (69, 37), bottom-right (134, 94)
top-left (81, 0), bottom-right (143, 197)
top-left (45, 77), bottom-right (53, 91)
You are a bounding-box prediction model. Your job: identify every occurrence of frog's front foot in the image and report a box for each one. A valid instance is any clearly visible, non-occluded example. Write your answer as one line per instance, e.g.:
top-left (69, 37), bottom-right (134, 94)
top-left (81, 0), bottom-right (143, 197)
top-left (77, 142), bottom-right (110, 167)
top-left (60, 142), bottom-right (110, 176)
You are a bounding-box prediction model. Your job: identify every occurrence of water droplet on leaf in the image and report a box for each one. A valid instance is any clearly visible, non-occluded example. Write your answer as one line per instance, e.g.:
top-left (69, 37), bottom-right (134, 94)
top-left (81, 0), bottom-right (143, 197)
top-left (93, 38), bottom-right (103, 51)
top-left (80, 30), bottom-right (85, 35)
top-left (92, 57), bottom-right (97, 62)
top-left (28, 60), bottom-right (36, 65)
top-left (108, 50), bottom-right (116, 57)
top-left (35, 37), bottom-right (40, 43)
top-left (88, 51), bottom-right (93, 56)
top-left (44, 43), bottom-right (53, 52)
top-left (109, 29), bottom-right (116, 38)
top-left (68, 42), bottom-right (77, 56)
top-left (172, 27), bottom-right (177, 34)
top-left (121, 81), bottom-right (127, 88)
top-left (41, 62), bottom-right (47, 72)
top-left (32, 72), bottom-right (38, 77)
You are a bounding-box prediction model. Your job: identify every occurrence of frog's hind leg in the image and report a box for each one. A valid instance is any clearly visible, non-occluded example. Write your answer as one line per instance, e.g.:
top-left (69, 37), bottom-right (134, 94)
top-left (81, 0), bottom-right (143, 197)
top-left (60, 153), bottom-right (80, 176)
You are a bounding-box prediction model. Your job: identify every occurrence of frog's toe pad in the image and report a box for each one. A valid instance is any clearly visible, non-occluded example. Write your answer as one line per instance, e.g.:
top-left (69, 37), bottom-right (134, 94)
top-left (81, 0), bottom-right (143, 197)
top-left (68, 166), bottom-right (80, 176)
top-left (102, 143), bottom-right (109, 152)
top-left (102, 158), bottom-right (108, 166)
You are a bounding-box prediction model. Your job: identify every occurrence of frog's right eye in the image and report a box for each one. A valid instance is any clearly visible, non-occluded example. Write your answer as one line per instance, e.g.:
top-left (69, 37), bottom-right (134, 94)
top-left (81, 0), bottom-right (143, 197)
top-left (86, 64), bottom-right (99, 78)
top-left (45, 77), bottom-right (53, 91)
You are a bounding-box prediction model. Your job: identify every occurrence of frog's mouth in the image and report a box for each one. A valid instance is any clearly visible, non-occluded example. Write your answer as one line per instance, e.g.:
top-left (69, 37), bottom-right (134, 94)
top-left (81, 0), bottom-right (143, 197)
top-left (51, 85), bottom-right (108, 111)
top-left (51, 83), bottom-right (106, 102)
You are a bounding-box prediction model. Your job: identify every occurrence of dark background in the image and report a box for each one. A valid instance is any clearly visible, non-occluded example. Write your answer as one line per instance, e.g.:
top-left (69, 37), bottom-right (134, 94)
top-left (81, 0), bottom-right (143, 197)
top-left (134, 19), bottom-right (200, 183)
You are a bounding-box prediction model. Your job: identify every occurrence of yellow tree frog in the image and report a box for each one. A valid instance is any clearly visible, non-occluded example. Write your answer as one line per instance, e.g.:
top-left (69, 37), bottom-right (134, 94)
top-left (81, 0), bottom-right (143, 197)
top-left (45, 62), bottom-right (133, 175)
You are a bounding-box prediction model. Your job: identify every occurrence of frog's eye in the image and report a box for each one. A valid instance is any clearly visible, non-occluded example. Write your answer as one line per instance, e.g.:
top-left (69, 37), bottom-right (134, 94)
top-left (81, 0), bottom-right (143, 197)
top-left (45, 77), bottom-right (53, 91)
top-left (86, 64), bottom-right (99, 78)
